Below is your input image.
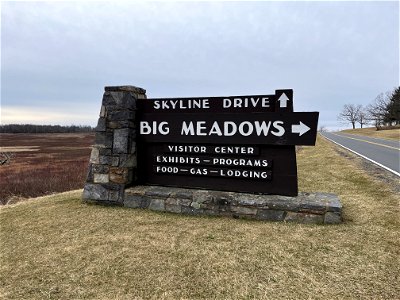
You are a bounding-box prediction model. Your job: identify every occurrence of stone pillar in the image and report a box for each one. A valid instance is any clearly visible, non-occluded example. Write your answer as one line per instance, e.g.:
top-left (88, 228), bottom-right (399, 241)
top-left (83, 85), bottom-right (146, 204)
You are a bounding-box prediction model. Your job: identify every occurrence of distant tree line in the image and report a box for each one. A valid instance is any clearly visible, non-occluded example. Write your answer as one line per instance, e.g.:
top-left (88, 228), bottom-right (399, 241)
top-left (0, 124), bottom-right (94, 133)
top-left (338, 86), bottom-right (400, 129)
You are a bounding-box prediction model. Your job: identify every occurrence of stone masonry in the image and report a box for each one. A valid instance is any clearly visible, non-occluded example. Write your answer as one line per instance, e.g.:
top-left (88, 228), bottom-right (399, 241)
top-left (82, 86), bottom-right (146, 204)
top-left (124, 186), bottom-right (342, 224)
top-left (83, 85), bottom-right (343, 223)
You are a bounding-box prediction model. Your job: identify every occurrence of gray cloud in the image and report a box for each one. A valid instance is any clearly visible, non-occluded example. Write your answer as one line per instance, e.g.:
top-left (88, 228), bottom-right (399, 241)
top-left (1, 1), bottom-right (398, 129)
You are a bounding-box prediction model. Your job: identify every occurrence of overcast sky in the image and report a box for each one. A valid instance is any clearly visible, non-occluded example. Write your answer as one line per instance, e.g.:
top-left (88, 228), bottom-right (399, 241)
top-left (1, 1), bottom-right (398, 130)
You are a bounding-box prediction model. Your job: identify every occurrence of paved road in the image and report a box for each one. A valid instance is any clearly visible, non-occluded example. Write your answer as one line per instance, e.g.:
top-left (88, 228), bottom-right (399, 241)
top-left (321, 132), bottom-right (400, 176)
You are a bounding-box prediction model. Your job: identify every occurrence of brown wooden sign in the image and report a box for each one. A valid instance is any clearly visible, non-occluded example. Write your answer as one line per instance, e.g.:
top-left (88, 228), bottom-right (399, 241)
top-left (136, 89), bottom-right (318, 196)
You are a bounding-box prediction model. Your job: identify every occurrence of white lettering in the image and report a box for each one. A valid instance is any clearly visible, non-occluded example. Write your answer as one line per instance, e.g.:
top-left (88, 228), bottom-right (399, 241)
top-left (197, 121), bottom-right (207, 136)
top-left (262, 97), bottom-right (270, 107)
top-left (140, 121), bottom-right (152, 135)
top-left (223, 98), bottom-right (232, 108)
top-left (271, 121), bottom-right (285, 137)
top-left (254, 121), bottom-right (271, 136)
top-left (208, 121), bottom-right (223, 136)
top-left (181, 121), bottom-right (195, 135)
top-left (238, 121), bottom-right (253, 136)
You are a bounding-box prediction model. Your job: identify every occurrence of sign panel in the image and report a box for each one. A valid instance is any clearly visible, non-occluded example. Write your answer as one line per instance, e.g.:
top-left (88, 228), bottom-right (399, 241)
top-left (138, 112), bottom-right (318, 145)
top-left (137, 94), bottom-right (276, 113)
top-left (136, 89), bottom-right (318, 196)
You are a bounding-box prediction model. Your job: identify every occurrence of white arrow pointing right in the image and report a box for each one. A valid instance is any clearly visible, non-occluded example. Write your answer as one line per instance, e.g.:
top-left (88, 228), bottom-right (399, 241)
top-left (291, 121), bottom-right (310, 136)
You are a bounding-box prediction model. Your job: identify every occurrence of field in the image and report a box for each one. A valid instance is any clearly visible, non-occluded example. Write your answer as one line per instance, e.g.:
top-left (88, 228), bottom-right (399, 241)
top-left (1, 135), bottom-right (399, 299)
top-left (341, 127), bottom-right (400, 140)
top-left (0, 133), bottom-right (94, 204)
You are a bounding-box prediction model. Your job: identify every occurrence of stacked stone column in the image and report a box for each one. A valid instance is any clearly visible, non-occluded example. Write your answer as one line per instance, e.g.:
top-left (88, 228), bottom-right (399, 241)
top-left (83, 86), bottom-right (146, 204)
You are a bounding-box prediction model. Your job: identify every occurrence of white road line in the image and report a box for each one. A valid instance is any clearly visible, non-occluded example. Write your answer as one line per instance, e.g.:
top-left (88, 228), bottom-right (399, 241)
top-left (321, 134), bottom-right (400, 177)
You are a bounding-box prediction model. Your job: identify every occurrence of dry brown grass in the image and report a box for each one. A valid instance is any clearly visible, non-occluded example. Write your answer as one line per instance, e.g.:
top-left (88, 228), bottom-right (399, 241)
top-left (0, 133), bottom-right (94, 204)
top-left (341, 127), bottom-right (400, 140)
top-left (1, 136), bottom-right (399, 299)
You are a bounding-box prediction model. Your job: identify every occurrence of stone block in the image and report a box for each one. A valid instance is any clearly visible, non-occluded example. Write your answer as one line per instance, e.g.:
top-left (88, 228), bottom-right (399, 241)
top-left (95, 132), bottom-right (113, 148)
top-left (111, 156), bottom-right (119, 167)
top-left (99, 155), bottom-right (112, 165)
top-left (105, 85), bottom-right (146, 94)
top-left (124, 194), bottom-right (149, 208)
top-left (113, 128), bottom-right (130, 154)
top-left (130, 141), bottom-right (137, 154)
top-left (124, 195), bottom-right (142, 208)
top-left (299, 198), bottom-right (326, 214)
top-left (265, 198), bottom-right (301, 212)
top-left (145, 186), bottom-right (172, 198)
top-left (326, 197), bottom-right (342, 213)
top-left (181, 206), bottom-right (203, 215)
top-left (89, 148), bottom-right (99, 164)
top-left (231, 206), bottom-right (257, 215)
top-left (101, 92), bottom-right (136, 110)
top-left (108, 120), bottom-right (136, 129)
top-left (98, 148), bottom-right (112, 156)
top-left (82, 183), bottom-right (108, 201)
top-left (165, 198), bottom-right (179, 206)
top-left (102, 93), bottom-right (119, 106)
top-left (92, 164), bottom-right (109, 174)
top-left (95, 118), bottom-right (106, 132)
top-left (107, 184), bottom-right (125, 203)
top-left (109, 167), bottom-right (129, 184)
top-left (165, 204), bottom-right (181, 213)
top-left (108, 110), bottom-right (135, 121)
top-left (324, 212), bottom-right (342, 224)
top-left (94, 173), bottom-right (109, 183)
top-left (122, 93), bottom-right (137, 110)
top-left (119, 154), bottom-right (136, 168)
top-left (86, 164), bottom-right (94, 182)
top-left (211, 192), bottom-right (234, 206)
top-left (192, 190), bottom-right (213, 205)
top-left (285, 212), bottom-right (324, 224)
top-left (191, 202), bottom-right (201, 209)
top-left (178, 198), bottom-right (192, 207)
top-left (100, 105), bottom-right (106, 117)
top-left (173, 189), bottom-right (193, 200)
top-left (149, 199), bottom-right (165, 212)
top-left (257, 209), bottom-right (286, 221)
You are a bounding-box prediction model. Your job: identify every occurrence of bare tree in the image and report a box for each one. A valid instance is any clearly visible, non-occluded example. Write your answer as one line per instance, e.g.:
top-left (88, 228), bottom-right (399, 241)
top-left (338, 104), bottom-right (361, 129)
top-left (356, 106), bottom-right (368, 128)
top-left (318, 125), bottom-right (327, 132)
top-left (366, 92), bottom-right (390, 129)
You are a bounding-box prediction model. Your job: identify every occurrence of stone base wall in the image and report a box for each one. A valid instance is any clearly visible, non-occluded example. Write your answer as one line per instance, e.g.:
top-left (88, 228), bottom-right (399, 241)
top-left (123, 186), bottom-right (342, 224)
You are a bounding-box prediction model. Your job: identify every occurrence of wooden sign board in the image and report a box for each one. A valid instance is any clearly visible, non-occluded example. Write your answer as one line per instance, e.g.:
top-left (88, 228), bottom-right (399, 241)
top-left (136, 89), bottom-right (318, 196)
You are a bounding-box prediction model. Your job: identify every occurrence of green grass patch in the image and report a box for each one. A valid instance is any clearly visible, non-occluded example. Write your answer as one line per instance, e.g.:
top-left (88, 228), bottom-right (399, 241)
top-left (1, 136), bottom-right (399, 299)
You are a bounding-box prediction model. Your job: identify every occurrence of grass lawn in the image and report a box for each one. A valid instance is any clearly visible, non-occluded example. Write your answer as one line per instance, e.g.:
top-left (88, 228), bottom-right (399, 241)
top-left (341, 127), bottom-right (400, 141)
top-left (1, 136), bottom-right (399, 299)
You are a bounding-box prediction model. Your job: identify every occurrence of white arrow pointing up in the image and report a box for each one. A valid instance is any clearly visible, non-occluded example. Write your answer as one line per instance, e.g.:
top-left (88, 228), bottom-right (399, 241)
top-left (278, 93), bottom-right (290, 108)
top-left (292, 121), bottom-right (310, 136)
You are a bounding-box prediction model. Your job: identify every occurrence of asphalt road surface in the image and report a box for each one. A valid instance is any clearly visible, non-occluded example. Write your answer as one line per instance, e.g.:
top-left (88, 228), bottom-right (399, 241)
top-left (321, 132), bottom-right (400, 176)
